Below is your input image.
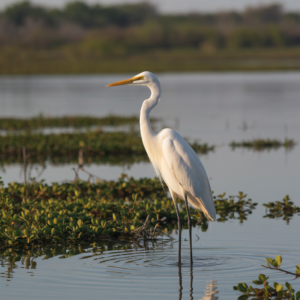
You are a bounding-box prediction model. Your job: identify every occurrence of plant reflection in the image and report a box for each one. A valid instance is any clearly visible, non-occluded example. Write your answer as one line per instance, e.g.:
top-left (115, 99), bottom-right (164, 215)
top-left (0, 238), bottom-right (175, 281)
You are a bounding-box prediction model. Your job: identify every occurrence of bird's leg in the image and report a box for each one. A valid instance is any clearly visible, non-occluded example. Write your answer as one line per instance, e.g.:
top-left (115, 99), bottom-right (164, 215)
top-left (178, 263), bottom-right (183, 300)
top-left (184, 194), bottom-right (193, 264)
top-left (190, 260), bottom-right (194, 300)
top-left (171, 191), bottom-right (181, 265)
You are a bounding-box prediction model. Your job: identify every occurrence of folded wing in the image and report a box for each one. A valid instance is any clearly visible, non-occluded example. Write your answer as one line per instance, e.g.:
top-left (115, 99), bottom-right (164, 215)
top-left (162, 134), bottom-right (216, 221)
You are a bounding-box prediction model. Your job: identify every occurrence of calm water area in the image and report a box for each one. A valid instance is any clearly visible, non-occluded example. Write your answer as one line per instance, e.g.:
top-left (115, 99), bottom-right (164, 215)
top-left (0, 72), bottom-right (300, 299)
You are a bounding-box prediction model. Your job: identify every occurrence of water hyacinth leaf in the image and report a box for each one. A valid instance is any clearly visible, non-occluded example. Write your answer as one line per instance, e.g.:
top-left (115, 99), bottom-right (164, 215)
top-left (265, 285), bottom-right (273, 293)
top-left (275, 255), bottom-right (282, 267)
top-left (272, 259), bottom-right (278, 268)
top-left (285, 282), bottom-right (292, 290)
top-left (258, 274), bottom-right (267, 282)
top-left (237, 283), bottom-right (248, 293)
top-left (275, 283), bottom-right (283, 292)
top-left (23, 229), bottom-right (30, 237)
top-left (266, 258), bottom-right (273, 266)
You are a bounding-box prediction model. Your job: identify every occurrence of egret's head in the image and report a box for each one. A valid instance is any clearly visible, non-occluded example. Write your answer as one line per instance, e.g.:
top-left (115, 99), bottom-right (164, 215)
top-left (107, 71), bottom-right (159, 87)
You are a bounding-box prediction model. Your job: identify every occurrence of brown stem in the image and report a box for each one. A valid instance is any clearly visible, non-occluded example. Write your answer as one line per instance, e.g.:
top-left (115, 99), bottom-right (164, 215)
top-left (261, 265), bottom-right (300, 280)
top-left (23, 147), bottom-right (27, 185)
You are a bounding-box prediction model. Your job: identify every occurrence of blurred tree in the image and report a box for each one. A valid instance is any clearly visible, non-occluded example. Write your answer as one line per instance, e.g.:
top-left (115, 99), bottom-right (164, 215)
top-left (3, 1), bottom-right (54, 26)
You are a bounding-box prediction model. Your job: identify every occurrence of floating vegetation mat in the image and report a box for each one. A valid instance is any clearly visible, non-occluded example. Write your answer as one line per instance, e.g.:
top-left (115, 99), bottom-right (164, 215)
top-left (0, 115), bottom-right (157, 131)
top-left (0, 176), bottom-right (255, 250)
top-left (0, 130), bottom-right (214, 164)
top-left (263, 195), bottom-right (300, 224)
top-left (230, 139), bottom-right (296, 151)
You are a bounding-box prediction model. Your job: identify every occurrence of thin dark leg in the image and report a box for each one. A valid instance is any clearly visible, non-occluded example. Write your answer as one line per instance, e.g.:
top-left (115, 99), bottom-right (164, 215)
top-left (184, 194), bottom-right (193, 264)
top-left (171, 191), bottom-right (181, 265)
top-left (190, 261), bottom-right (194, 300)
top-left (178, 264), bottom-right (183, 300)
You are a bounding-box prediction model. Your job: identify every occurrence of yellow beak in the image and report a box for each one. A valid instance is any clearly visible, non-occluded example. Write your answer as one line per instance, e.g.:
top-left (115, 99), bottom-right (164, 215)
top-left (106, 75), bottom-right (144, 87)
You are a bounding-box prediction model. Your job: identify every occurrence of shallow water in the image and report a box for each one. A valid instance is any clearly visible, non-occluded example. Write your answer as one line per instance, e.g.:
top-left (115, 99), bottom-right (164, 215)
top-left (0, 72), bottom-right (300, 299)
top-left (1, 216), bottom-right (300, 299)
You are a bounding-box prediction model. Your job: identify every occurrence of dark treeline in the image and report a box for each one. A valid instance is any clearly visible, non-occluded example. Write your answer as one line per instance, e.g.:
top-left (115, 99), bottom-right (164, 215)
top-left (0, 1), bottom-right (300, 52)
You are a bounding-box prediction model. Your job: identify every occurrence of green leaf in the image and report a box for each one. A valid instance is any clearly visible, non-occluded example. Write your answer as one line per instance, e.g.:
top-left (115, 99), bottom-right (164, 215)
top-left (275, 284), bottom-right (283, 292)
top-left (296, 291), bottom-right (300, 300)
top-left (112, 213), bottom-right (117, 221)
top-left (233, 286), bottom-right (238, 290)
top-left (266, 257), bottom-right (273, 267)
top-left (265, 286), bottom-right (274, 293)
top-left (258, 274), bottom-right (267, 282)
top-left (273, 282), bottom-right (278, 288)
top-left (275, 255), bottom-right (282, 267)
top-left (285, 282), bottom-right (292, 290)
top-left (23, 228), bottom-right (29, 237)
top-left (77, 219), bottom-right (83, 227)
top-left (252, 280), bottom-right (263, 285)
top-left (248, 285), bottom-right (255, 292)
top-left (272, 259), bottom-right (278, 268)
top-left (237, 283), bottom-right (248, 293)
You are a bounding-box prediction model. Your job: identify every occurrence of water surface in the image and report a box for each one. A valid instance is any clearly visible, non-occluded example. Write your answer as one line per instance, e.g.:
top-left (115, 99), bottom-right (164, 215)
top-left (0, 72), bottom-right (300, 299)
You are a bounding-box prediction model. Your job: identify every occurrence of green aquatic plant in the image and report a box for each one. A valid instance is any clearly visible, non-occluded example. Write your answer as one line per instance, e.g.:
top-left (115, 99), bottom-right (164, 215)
top-left (0, 177), bottom-right (253, 249)
top-left (213, 192), bottom-right (257, 223)
top-left (234, 255), bottom-right (300, 300)
top-left (0, 130), bottom-right (214, 160)
top-left (0, 115), bottom-right (156, 131)
top-left (230, 139), bottom-right (296, 151)
top-left (263, 195), bottom-right (300, 224)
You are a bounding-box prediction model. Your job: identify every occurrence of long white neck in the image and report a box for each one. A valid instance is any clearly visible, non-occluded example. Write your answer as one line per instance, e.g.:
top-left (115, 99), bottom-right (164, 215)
top-left (140, 82), bottom-right (161, 141)
top-left (140, 82), bottom-right (161, 175)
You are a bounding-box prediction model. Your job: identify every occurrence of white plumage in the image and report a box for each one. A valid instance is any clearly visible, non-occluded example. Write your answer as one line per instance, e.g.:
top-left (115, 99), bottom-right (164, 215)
top-left (107, 71), bottom-right (216, 263)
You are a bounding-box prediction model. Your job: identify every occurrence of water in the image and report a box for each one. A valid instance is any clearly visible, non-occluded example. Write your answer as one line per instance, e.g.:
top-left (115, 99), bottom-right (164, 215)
top-left (0, 72), bottom-right (300, 299)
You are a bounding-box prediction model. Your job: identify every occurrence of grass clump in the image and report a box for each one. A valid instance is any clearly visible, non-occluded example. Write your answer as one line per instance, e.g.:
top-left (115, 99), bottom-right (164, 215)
top-left (263, 195), bottom-right (300, 224)
top-left (0, 130), bottom-right (215, 163)
top-left (230, 139), bottom-right (296, 151)
top-left (0, 115), bottom-right (156, 131)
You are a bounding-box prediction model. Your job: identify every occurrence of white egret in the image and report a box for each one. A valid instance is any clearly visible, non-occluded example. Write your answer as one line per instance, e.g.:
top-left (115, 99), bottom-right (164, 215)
top-left (107, 71), bottom-right (216, 264)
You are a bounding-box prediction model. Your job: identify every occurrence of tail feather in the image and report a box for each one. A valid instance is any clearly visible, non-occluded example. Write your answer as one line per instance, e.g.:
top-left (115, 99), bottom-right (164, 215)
top-left (187, 192), bottom-right (216, 221)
